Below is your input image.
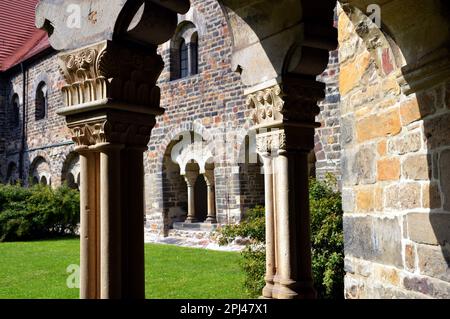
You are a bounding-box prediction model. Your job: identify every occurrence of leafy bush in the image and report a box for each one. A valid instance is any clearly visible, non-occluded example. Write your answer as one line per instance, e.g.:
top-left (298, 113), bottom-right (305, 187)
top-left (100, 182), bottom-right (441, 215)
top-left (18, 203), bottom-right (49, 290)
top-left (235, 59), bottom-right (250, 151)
top-left (218, 205), bottom-right (266, 297)
top-left (0, 183), bottom-right (80, 242)
top-left (217, 175), bottom-right (344, 299)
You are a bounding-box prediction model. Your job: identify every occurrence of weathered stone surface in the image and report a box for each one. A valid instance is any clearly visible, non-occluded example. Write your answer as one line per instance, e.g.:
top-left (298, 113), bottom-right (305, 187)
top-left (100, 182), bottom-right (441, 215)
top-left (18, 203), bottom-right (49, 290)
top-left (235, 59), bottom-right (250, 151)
top-left (341, 115), bottom-right (354, 145)
top-left (403, 275), bottom-right (450, 299)
top-left (387, 131), bottom-right (422, 155)
top-left (417, 243), bottom-right (450, 282)
top-left (385, 183), bottom-right (421, 210)
top-left (377, 140), bottom-right (387, 156)
top-left (356, 187), bottom-right (374, 212)
top-left (402, 154), bottom-right (431, 180)
top-left (405, 243), bottom-right (416, 271)
top-left (339, 52), bottom-right (371, 95)
top-left (439, 149), bottom-right (450, 211)
top-left (400, 97), bottom-right (435, 126)
top-left (377, 157), bottom-right (400, 181)
top-left (355, 185), bottom-right (383, 212)
top-left (344, 216), bottom-right (403, 267)
top-left (424, 112), bottom-right (450, 149)
top-left (342, 188), bottom-right (355, 212)
top-left (422, 182), bottom-right (441, 209)
top-left (352, 147), bottom-right (376, 184)
top-left (407, 213), bottom-right (450, 246)
top-left (356, 109), bottom-right (401, 142)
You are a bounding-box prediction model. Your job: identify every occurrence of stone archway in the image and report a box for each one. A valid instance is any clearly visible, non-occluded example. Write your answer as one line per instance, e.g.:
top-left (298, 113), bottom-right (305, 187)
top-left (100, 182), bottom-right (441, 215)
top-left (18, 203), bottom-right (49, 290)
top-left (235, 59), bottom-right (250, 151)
top-left (36, 0), bottom-right (336, 300)
top-left (29, 156), bottom-right (51, 186)
top-left (61, 152), bottom-right (80, 189)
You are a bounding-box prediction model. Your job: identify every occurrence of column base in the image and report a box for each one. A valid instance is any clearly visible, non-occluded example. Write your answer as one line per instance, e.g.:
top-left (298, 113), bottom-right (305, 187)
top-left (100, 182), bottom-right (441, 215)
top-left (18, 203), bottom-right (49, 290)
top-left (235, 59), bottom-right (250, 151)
top-left (272, 280), bottom-right (316, 299)
top-left (261, 282), bottom-right (274, 299)
top-left (204, 217), bottom-right (217, 224)
top-left (184, 217), bottom-right (198, 223)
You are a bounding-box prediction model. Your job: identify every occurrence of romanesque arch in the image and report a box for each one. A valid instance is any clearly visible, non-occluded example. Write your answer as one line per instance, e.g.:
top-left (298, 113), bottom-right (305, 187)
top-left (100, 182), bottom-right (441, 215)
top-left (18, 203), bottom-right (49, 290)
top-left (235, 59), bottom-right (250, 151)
top-left (29, 156), bottom-right (51, 186)
top-left (61, 152), bottom-right (80, 189)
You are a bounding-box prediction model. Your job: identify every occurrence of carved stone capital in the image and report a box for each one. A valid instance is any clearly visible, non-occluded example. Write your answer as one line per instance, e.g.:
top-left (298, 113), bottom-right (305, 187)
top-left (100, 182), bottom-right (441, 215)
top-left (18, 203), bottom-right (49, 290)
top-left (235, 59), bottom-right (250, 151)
top-left (246, 85), bottom-right (285, 127)
top-left (58, 40), bottom-right (164, 109)
top-left (247, 78), bottom-right (324, 129)
top-left (256, 130), bottom-right (286, 154)
top-left (184, 170), bottom-right (199, 187)
top-left (68, 110), bottom-right (156, 149)
top-left (203, 169), bottom-right (215, 187)
top-left (256, 125), bottom-right (317, 154)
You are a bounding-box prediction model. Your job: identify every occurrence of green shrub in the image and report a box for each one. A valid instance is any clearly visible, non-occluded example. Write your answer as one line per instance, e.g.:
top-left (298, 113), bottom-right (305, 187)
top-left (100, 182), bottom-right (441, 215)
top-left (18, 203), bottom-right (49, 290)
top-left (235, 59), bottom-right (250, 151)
top-left (217, 175), bottom-right (344, 299)
top-left (217, 206), bottom-right (266, 297)
top-left (0, 183), bottom-right (80, 242)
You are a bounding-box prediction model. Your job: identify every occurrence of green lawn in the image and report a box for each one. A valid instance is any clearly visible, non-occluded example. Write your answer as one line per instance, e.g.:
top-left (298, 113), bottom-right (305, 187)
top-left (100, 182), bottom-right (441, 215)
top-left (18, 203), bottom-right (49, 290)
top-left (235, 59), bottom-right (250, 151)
top-left (0, 238), bottom-right (248, 299)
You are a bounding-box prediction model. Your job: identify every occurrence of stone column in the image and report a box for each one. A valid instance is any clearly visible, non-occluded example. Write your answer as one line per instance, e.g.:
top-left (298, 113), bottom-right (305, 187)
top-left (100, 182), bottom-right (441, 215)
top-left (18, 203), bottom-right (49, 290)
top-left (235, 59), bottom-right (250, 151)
top-left (121, 146), bottom-right (146, 298)
top-left (204, 169), bottom-right (217, 224)
top-left (247, 80), bottom-right (323, 299)
top-left (57, 40), bottom-right (164, 299)
top-left (260, 153), bottom-right (275, 298)
top-left (184, 170), bottom-right (199, 223)
top-left (78, 149), bottom-right (99, 299)
top-left (98, 143), bottom-right (123, 299)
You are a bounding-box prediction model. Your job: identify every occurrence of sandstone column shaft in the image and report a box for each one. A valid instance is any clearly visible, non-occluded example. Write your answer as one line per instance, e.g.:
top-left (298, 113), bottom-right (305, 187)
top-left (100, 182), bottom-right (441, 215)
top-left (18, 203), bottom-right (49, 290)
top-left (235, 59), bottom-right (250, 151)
top-left (100, 145), bottom-right (122, 299)
top-left (204, 170), bottom-right (216, 223)
top-left (262, 154), bottom-right (276, 298)
top-left (79, 150), bottom-right (99, 299)
top-left (272, 149), bottom-right (315, 299)
top-left (121, 147), bottom-right (146, 298)
top-left (184, 171), bottom-right (198, 223)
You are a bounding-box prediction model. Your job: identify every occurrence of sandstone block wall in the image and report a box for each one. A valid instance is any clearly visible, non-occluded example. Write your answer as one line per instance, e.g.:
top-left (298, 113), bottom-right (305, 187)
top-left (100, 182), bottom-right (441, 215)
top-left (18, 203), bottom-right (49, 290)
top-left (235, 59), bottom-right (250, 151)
top-left (338, 4), bottom-right (450, 299)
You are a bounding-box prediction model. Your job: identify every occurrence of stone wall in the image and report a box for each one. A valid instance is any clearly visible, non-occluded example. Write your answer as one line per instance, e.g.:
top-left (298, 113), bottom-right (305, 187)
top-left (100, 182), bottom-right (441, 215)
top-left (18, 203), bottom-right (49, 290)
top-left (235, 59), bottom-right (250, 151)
top-left (143, 0), bottom-right (343, 235)
top-left (315, 11), bottom-right (342, 183)
top-left (338, 4), bottom-right (450, 299)
top-left (0, 53), bottom-right (77, 186)
top-left (143, 0), bottom-right (266, 235)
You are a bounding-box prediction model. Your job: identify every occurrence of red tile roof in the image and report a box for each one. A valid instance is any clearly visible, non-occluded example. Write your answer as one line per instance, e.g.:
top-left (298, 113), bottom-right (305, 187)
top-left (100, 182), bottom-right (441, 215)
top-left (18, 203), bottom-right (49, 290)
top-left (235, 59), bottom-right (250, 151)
top-left (0, 0), bottom-right (51, 71)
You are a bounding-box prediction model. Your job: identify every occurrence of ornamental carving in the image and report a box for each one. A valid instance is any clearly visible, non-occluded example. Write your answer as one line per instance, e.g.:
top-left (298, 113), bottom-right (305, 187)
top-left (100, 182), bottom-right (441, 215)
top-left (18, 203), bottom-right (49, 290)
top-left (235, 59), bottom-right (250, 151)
top-left (256, 130), bottom-right (286, 154)
top-left (58, 40), bottom-right (164, 108)
top-left (247, 79), bottom-right (324, 127)
top-left (69, 118), bottom-right (154, 148)
top-left (246, 85), bottom-right (284, 126)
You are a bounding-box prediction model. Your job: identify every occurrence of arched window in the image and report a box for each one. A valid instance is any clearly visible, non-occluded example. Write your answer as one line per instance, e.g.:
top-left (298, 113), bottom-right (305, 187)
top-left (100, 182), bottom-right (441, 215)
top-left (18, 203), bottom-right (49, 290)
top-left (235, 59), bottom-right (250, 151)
top-left (171, 22), bottom-right (199, 80)
top-left (180, 39), bottom-right (189, 78)
top-left (35, 82), bottom-right (47, 121)
top-left (10, 94), bottom-right (20, 128)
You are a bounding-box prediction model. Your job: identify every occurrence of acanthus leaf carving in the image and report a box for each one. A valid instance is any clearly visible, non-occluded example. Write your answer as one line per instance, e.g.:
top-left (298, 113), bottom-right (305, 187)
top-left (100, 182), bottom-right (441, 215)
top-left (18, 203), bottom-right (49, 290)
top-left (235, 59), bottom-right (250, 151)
top-left (58, 40), bottom-right (164, 108)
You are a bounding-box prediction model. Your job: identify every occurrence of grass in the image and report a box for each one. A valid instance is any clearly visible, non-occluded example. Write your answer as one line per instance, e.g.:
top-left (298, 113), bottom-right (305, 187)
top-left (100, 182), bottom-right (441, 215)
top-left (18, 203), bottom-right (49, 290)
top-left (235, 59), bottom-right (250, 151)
top-left (0, 238), bottom-right (248, 299)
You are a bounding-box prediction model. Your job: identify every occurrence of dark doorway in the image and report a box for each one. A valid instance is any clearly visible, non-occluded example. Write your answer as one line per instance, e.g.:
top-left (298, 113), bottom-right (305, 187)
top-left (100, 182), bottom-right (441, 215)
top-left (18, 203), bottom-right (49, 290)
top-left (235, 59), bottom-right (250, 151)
top-left (194, 174), bottom-right (207, 222)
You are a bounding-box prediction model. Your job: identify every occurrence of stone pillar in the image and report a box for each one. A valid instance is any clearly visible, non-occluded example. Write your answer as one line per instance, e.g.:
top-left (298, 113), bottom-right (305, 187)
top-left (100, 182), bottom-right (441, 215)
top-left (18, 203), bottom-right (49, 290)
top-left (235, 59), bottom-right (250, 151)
top-left (261, 154), bottom-right (275, 298)
top-left (79, 149), bottom-right (99, 299)
top-left (249, 80), bottom-right (324, 299)
top-left (98, 143), bottom-right (123, 299)
top-left (57, 40), bottom-right (164, 299)
top-left (204, 169), bottom-right (217, 224)
top-left (121, 146), bottom-right (146, 298)
top-left (184, 170), bottom-right (199, 223)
